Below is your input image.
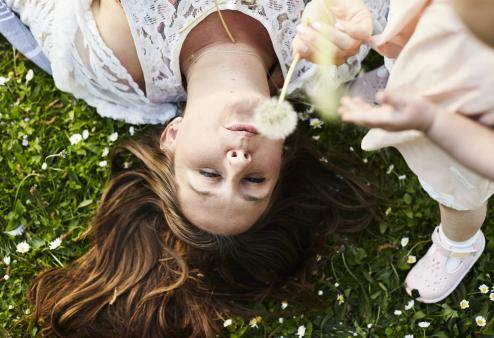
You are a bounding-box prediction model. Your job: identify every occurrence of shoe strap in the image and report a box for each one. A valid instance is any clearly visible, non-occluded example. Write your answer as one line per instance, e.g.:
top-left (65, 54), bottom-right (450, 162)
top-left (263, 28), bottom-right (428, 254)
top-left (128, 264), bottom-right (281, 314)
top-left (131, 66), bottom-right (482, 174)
top-left (431, 227), bottom-right (478, 258)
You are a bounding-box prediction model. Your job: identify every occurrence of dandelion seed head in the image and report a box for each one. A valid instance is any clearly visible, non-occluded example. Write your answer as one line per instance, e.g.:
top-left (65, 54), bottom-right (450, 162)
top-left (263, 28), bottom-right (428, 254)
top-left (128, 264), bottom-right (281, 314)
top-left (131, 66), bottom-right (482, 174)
top-left (254, 98), bottom-right (297, 139)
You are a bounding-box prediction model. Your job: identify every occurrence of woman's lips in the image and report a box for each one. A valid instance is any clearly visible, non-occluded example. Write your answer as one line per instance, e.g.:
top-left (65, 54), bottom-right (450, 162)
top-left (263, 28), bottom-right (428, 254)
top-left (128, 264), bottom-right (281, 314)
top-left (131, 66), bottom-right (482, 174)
top-left (226, 124), bottom-right (259, 135)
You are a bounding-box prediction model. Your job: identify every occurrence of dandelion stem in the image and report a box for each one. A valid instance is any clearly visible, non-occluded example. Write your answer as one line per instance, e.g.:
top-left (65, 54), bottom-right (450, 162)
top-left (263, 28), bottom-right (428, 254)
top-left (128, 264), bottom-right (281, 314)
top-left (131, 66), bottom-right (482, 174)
top-left (278, 53), bottom-right (300, 104)
top-left (214, 0), bottom-right (236, 43)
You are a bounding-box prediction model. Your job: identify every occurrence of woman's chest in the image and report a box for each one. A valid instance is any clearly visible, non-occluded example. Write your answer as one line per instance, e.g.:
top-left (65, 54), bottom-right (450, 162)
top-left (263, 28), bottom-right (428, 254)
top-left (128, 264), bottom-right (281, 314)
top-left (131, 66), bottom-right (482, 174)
top-left (91, 0), bottom-right (146, 91)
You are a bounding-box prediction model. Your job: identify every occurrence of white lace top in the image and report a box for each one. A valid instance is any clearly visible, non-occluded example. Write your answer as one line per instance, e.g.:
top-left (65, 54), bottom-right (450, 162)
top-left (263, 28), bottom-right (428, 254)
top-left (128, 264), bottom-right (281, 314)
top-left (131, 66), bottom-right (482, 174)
top-left (7, 0), bottom-right (388, 125)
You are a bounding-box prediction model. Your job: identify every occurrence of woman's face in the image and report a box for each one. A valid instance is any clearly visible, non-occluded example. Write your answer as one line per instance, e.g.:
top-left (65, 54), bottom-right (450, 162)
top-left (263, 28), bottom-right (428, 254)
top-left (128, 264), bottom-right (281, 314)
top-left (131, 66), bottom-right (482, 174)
top-left (161, 92), bottom-right (284, 235)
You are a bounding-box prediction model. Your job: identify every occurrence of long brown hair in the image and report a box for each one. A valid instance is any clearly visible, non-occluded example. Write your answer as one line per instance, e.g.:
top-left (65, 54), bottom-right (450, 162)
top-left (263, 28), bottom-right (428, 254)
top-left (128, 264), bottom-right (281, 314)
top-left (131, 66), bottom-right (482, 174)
top-left (30, 125), bottom-right (377, 337)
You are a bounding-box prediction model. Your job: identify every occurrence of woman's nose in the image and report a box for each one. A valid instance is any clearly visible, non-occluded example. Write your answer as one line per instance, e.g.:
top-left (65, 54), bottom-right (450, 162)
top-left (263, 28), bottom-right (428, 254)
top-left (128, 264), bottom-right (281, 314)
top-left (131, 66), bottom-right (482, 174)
top-left (227, 149), bottom-right (251, 166)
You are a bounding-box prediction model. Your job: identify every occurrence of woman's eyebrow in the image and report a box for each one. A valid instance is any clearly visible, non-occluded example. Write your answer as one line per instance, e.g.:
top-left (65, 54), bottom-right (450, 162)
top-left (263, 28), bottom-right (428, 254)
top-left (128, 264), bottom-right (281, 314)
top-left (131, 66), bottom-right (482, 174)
top-left (187, 182), bottom-right (268, 203)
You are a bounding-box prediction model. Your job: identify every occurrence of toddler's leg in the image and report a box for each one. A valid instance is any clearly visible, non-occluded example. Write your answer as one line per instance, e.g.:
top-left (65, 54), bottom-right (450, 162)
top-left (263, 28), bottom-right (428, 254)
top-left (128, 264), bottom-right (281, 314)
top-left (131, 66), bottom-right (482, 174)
top-left (439, 203), bottom-right (487, 241)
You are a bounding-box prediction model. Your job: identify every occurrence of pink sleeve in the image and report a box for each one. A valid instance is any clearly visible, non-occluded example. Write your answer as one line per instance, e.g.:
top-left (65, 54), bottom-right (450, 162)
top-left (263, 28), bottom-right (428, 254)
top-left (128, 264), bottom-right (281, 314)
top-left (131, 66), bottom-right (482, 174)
top-left (369, 0), bottom-right (431, 58)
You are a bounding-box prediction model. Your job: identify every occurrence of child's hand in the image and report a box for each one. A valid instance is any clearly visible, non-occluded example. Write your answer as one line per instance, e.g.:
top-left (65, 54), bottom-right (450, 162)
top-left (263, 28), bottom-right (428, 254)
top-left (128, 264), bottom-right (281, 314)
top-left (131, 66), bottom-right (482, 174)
top-left (338, 90), bottom-right (440, 132)
top-left (292, 0), bottom-right (373, 65)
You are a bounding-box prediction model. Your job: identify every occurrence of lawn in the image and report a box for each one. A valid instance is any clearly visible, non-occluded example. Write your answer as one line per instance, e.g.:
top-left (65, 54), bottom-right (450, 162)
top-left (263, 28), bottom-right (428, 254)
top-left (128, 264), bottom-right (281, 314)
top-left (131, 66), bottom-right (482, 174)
top-left (1, 37), bottom-right (493, 338)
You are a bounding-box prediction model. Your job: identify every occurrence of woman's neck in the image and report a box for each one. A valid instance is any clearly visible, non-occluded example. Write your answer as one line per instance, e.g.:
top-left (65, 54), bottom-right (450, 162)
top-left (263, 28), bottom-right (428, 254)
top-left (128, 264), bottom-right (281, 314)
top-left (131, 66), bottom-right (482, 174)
top-left (184, 43), bottom-right (271, 100)
top-left (180, 11), bottom-right (278, 100)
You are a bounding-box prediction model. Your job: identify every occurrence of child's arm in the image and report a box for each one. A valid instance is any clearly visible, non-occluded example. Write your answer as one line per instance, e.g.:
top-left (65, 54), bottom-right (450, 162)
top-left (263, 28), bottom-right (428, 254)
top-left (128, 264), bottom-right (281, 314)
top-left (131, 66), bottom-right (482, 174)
top-left (338, 91), bottom-right (494, 180)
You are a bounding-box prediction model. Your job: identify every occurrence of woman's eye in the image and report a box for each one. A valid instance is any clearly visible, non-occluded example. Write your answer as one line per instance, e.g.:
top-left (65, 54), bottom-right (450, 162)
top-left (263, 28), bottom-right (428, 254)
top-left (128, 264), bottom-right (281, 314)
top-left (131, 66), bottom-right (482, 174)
top-left (244, 177), bottom-right (265, 184)
top-left (199, 170), bottom-right (220, 178)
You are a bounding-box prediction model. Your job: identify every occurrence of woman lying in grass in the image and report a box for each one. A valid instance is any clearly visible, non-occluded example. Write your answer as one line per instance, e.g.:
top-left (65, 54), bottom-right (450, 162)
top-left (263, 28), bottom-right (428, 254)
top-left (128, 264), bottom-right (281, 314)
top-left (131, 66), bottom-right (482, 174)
top-left (3, 0), bottom-right (387, 336)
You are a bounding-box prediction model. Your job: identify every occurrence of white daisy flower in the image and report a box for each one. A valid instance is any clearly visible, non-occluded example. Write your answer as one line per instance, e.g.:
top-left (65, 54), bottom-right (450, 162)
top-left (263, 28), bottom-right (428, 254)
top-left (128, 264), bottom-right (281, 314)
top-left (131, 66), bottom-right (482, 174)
top-left (223, 319), bottom-right (232, 327)
top-left (49, 237), bottom-right (62, 250)
top-left (278, 317), bottom-right (284, 324)
top-left (312, 135), bottom-right (320, 141)
top-left (404, 300), bottom-right (414, 310)
top-left (367, 324), bottom-right (373, 329)
top-left (82, 129), bottom-right (89, 140)
top-left (400, 237), bottom-right (409, 247)
top-left (3, 256), bottom-right (11, 265)
top-left (16, 241), bottom-right (30, 254)
top-left (98, 160), bottom-right (108, 167)
top-left (475, 316), bottom-right (486, 327)
top-left (334, 282), bottom-right (340, 287)
top-left (41, 162), bottom-right (48, 170)
top-left (479, 284), bottom-right (489, 294)
top-left (22, 138), bottom-right (29, 147)
top-left (394, 310), bottom-right (402, 316)
top-left (69, 133), bottom-right (83, 145)
top-left (4, 274), bottom-right (9, 280)
top-left (317, 290), bottom-right (324, 296)
top-left (418, 321), bottom-right (430, 328)
top-left (298, 112), bottom-right (310, 121)
top-left (0, 76), bottom-right (10, 85)
top-left (489, 293), bottom-right (494, 302)
top-left (460, 299), bottom-right (469, 309)
top-left (296, 325), bottom-right (306, 338)
top-left (101, 147), bottom-right (109, 157)
top-left (249, 316), bottom-right (261, 328)
top-left (309, 118), bottom-right (324, 129)
top-left (254, 98), bottom-right (298, 139)
top-left (108, 132), bottom-right (119, 143)
top-left (281, 301), bottom-right (288, 310)
top-left (25, 69), bottom-right (34, 82)
top-left (407, 255), bottom-right (417, 264)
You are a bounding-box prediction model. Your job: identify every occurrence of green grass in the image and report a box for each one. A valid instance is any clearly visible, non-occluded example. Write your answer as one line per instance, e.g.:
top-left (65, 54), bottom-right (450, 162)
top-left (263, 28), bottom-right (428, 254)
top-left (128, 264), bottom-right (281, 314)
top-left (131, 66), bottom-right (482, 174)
top-left (1, 38), bottom-right (493, 338)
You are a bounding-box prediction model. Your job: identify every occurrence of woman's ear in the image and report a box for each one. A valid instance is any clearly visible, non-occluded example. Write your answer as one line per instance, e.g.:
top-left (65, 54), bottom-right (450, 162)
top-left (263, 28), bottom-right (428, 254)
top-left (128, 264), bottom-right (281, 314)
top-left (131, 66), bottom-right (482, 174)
top-left (160, 117), bottom-right (183, 151)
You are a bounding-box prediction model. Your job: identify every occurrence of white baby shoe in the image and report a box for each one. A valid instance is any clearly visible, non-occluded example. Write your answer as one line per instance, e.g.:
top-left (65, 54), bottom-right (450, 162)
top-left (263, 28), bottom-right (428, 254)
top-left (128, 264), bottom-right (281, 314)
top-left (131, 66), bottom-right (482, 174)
top-left (404, 226), bottom-right (485, 303)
